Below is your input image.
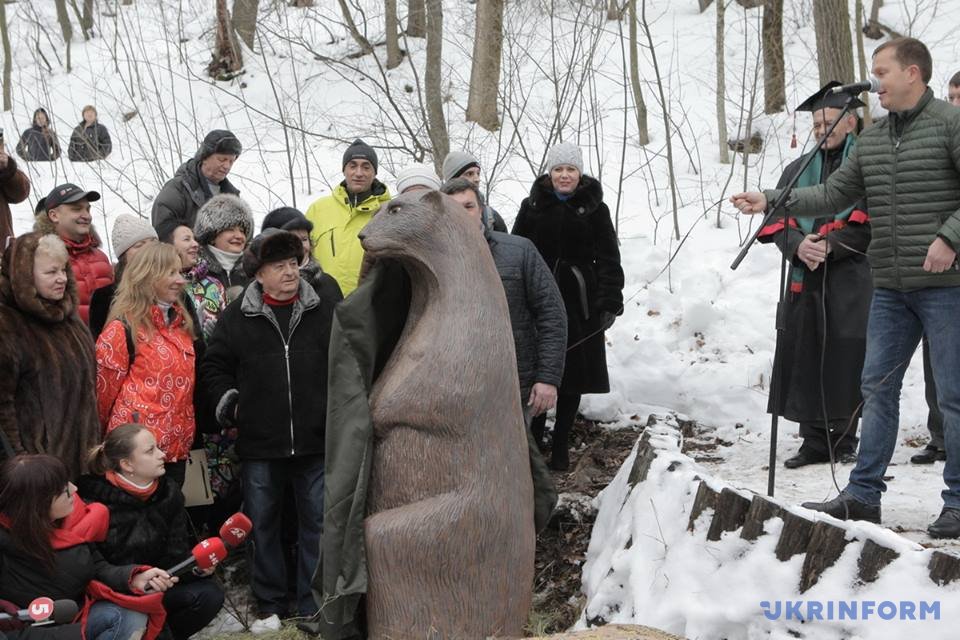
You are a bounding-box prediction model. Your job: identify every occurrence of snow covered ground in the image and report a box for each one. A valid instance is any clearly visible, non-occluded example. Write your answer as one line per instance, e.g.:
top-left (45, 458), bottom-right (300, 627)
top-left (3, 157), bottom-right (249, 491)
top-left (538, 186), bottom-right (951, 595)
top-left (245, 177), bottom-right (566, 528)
top-left (5, 0), bottom-right (960, 635)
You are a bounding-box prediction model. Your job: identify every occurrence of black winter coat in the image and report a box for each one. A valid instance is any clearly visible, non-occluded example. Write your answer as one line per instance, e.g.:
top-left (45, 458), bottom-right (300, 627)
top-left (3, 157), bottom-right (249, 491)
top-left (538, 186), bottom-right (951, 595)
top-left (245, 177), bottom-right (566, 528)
top-left (486, 230), bottom-right (567, 398)
top-left (0, 530), bottom-right (135, 608)
top-left (68, 122), bottom-right (112, 162)
top-left (513, 175), bottom-right (624, 394)
top-left (151, 158), bottom-right (240, 230)
top-left (201, 279), bottom-right (336, 460)
top-left (75, 476), bottom-right (193, 569)
top-left (300, 259), bottom-right (346, 303)
top-left (16, 126), bottom-right (60, 162)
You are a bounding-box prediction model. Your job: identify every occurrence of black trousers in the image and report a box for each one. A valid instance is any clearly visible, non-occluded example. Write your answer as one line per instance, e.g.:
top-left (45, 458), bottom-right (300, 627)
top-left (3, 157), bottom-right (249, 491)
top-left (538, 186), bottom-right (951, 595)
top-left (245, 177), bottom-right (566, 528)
top-left (798, 418), bottom-right (859, 456)
top-left (162, 578), bottom-right (224, 640)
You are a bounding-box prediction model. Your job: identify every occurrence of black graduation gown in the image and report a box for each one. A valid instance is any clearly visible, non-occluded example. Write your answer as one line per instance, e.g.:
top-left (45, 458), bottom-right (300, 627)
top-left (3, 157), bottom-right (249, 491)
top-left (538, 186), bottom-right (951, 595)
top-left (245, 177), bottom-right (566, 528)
top-left (760, 147), bottom-right (873, 423)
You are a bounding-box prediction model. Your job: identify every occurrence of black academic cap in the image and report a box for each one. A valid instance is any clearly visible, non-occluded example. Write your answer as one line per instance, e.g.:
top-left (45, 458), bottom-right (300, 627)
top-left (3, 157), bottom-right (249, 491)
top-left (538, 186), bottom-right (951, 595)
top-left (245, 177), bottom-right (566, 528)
top-left (795, 81), bottom-right (865, 112)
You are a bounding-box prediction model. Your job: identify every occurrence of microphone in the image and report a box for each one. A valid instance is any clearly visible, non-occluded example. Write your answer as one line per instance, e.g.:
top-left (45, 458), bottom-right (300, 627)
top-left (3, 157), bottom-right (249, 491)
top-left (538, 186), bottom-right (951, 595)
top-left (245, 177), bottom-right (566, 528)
top-left (829, 77), bottom-right (880, 95)
top-left (219, 513), bottom-right (252, 548)
top-left (0, 598), bottom-right (79, 625)
top-left (166, 537), bottom-right (228, 576)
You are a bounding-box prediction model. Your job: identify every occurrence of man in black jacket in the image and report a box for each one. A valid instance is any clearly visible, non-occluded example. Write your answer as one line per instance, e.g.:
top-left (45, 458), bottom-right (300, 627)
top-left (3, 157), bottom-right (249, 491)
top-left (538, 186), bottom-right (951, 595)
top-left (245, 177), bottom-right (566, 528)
top-left (151, 130), bottom-right (241, 230)
top-left (440, 179), bottom-right (567, 434)
top-left (201, 229), bottom-right (337, 619)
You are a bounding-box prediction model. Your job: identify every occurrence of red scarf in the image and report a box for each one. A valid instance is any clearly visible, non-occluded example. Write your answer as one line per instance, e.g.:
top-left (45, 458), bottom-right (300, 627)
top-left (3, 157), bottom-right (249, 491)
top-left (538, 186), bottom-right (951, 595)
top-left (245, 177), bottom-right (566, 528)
top-left (0, 494), bottom-right (109, 548)
top-left (105, 471), bottom-right (158, 502)
top-left (263, 292), bottom-right (299, 306)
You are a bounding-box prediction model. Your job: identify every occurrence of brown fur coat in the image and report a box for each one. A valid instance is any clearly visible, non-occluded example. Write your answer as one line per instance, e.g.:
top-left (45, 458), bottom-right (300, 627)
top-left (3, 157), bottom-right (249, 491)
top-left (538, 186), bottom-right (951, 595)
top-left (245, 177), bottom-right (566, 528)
top-left (0, 232), bottom-right (101, 478)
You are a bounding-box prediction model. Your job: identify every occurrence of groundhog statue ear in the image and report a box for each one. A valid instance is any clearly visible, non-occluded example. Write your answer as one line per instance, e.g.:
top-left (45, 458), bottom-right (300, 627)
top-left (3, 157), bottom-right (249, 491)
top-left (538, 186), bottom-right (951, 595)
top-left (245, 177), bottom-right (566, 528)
top-left (422, 189), bottom-right (445, 210)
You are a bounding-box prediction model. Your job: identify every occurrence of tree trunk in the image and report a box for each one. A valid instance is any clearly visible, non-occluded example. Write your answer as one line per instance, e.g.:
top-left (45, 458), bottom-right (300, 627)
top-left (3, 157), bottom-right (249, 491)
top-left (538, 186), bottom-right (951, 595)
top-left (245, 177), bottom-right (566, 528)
top-left (385, 0), bottom-right (402, 69)
top-left (82, 0), bottom-right (93, 32)
top-left (698, 0), bottom-right (714, 11)
top-left (68, 0), bottom-right (90, 40)
top-left (854, 0), bottom-right (873, 126)
top-left (290, 0), bottom-right (315, 5)
top-left (338, 0), bottom-right (373, 52)
top-left (407, 0), bottom-right (426, 37)
top-left (627, 0), bottom-right (648, 145)
top-left (209, 0), bottom-right (243, 79)
top-left (606, 0), bottom-right (620, 21)
top-left (716, 0), bottom-right (729, 163)
top-left (54, 0), bottom-right (73, 72)
top-left (424, 0), bottom-right (448, 171)
top-left (813, 0), bottom-right (855, 85)
top-left (465, 0), bottom-right (503, 131)
top-left (0, 0), bottom-right (11, 111)
top-left (762, 0), bottom-right (784, 113)
top-left (864, 0), bottom-right (883, 39)
top-left (232, 0), bottom-right (260, 50)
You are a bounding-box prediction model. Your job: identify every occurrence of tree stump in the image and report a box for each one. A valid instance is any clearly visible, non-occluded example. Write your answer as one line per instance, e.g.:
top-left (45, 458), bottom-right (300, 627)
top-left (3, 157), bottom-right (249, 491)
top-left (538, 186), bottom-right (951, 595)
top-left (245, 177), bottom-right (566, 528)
top-left (687, 481), bottom-right (719, 531)
top-left (857, 539), bottom-right (899, 583)
top-left (800, 521), bottom-right (850, 592)
top-left (628, 434), bottom-right (657, 486)
top-left (774, 511), bottom-right (815, 561)
top-left (706, 488), bottom-right (752, 541)
top-left (928, 550), bottom-right (960, 585)
top-left (741, 495), bottom-right (783, 541)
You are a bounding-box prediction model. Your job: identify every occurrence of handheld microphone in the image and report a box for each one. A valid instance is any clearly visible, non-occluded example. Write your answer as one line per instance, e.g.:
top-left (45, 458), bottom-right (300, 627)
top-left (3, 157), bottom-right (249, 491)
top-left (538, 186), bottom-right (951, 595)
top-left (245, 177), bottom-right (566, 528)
top-left (166, 537), bottom-right (228, 576)
top-left (829, 77), bottom-right (881, 95)
top-left (219, 513), bottom-right (252, 548)
top-left (0, 598), bottom-right (78, 625)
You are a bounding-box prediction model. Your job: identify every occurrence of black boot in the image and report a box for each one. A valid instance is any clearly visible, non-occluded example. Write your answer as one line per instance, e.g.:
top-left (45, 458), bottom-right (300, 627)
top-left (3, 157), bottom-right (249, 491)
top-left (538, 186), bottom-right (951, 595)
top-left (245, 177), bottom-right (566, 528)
top-left (910, 445), bottom-right (946, 464)
top-left (801, 493), bottom-right (881, 524)
top-left (784, 450), bottom-right (830, 469)
top-left (548, 393), bottom-right (580, 472)
top-left (928, 507), bottom-right (960, 539)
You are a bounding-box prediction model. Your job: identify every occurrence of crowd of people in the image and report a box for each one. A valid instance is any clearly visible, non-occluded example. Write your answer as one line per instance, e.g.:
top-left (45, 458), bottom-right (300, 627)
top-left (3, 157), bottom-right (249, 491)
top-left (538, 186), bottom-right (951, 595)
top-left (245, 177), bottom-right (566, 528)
top-left (0, 107), bottom-right (625, 637)
top-left (14, 106), bottom-right (112, 163)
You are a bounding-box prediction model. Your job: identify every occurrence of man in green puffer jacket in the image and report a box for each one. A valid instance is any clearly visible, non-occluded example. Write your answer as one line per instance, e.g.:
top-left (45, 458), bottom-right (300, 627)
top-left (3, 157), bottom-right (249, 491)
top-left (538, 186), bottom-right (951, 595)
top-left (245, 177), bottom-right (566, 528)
top-left (732, 37), bottom-right (960, 538)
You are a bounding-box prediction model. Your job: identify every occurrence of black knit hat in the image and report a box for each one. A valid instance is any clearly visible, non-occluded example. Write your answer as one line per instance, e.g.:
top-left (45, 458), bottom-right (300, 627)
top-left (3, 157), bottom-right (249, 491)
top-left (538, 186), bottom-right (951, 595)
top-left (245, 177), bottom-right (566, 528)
top-left (197, 130), bottom-right (243, 161)
top-left (155, 216), bottom-right (187, 244)
top-left (262, 207), bottom-right (314, 234)
top-left (243, 229), bottom-right (304, 278)
top-left (342, 139), bottom-right (378, 173)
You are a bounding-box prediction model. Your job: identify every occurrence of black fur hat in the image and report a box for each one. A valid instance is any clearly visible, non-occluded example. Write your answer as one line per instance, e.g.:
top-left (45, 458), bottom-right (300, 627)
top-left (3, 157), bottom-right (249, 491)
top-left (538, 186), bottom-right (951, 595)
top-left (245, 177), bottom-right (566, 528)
top-left (243, 229), bottom-right (304, 277)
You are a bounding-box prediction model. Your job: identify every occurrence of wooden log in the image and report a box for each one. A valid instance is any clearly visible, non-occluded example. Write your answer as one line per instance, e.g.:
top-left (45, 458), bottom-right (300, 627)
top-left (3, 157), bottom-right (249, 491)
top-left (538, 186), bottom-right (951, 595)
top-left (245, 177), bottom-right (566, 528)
top-left (775, 511), bottom-right (815, 561)
top-left (687, 481), bottom-right (719, 532)
top-left (857, 539), bottom-right (899, 583)
top-left (929, 550), bottom-right (960, 585)
top-left (800, 521), bottom-right (850, 592)
top-left (627, 433), bottom-right (657, 486)
top-left (706, 488), bottom-right (752, 541)
top-left (741, 495), bottom-right (783, 541)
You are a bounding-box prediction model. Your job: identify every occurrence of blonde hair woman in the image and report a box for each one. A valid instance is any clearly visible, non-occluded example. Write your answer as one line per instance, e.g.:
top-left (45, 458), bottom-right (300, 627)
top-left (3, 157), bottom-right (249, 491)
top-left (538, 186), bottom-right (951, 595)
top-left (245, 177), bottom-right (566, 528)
top-left (95, 243), bottom-right (196, 487)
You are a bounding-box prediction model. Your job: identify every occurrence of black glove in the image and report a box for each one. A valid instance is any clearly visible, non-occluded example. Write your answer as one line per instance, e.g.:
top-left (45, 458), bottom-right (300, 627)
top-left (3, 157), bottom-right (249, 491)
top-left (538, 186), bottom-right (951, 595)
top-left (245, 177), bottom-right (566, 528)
top-left (600, 311), bottom-right (617, 331)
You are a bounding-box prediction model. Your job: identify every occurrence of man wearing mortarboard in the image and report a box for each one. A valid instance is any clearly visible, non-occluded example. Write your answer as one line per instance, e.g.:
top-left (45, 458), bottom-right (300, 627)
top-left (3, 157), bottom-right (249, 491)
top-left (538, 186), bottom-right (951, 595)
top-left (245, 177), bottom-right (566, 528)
top-left (758, 81), bottom-right (873, 470)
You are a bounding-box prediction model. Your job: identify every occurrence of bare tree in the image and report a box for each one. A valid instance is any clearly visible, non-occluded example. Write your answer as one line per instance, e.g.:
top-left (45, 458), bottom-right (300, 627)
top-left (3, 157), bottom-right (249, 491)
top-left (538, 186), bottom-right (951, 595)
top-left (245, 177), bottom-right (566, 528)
top-left (233, 0), bottom-right (260, 50)
top-left (626, 0), bottom-right (648, 144)
top-left (407, 0), bottom-right (426, 37)
top-left (209, 0), bottom-right (243, 79)
top-left (290, 0), bottom-right (315, 6)
top-left (54, 0), bottom-right (74, 72)
top-left (854, 0), bottom-right (873, 126)
top-left (338, 0), bottom-right (373, 52)
top-left (385, 0), bottom-right (402, 69)
top-left (67, 0), bottom-right (91, 40)
top-left (813, 0), bottom-right (855, 84)
top-left (605, 0), bottom-right (620, 21)
top-left (424, 0), bottom-right (448, 169)
top-left (762, 0), bottom-right (784, 113)
top-left (0, 0), bottom-right (10, 111)
top-left (465, 0), bottom-right (504, 131)
top-left (864, 0), bottom-right (883, 38)
top-left (716, 0), bottom-right (729, 164)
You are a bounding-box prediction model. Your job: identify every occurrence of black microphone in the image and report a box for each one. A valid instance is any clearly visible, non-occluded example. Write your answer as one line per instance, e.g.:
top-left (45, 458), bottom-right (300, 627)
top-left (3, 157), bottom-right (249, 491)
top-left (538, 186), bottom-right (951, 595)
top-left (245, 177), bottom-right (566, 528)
top-left (829, 77), bottom-right (880, 94)
top-left (0, 598), bottom-right (78, 625)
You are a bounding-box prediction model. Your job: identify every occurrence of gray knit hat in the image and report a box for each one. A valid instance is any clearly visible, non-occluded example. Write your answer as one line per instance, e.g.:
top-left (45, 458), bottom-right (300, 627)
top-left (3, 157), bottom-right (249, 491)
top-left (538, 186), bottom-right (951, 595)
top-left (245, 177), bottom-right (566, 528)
top-left (544, 142), bottom-right (583, 174)
top-left (342, 139), bottom-right (378, 173)
top-left (194, 194), bottom-right (254, 245)
top-left (441, 151), bottom-right (480, 182)
top-left (111, 213), bottom-right (158, 258)
top-left (395, 164), bottom-right (442, 194)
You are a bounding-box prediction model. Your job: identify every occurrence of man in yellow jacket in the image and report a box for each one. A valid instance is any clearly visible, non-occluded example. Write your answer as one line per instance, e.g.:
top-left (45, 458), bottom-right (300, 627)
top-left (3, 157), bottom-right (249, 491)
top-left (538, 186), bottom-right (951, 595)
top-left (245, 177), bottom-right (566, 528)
top-left (306, 139), bottom-right (391, 295)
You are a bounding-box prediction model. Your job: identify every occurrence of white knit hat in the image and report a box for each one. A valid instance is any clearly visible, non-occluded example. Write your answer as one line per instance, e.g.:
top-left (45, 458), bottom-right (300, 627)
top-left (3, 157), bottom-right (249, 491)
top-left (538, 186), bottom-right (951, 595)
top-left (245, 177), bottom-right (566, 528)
top-left (111, 213), bottom-right (158, 258)
top-left (395, 164), bottom-right (442, 194)
top-left (544, 142), bottom-right (583, 174)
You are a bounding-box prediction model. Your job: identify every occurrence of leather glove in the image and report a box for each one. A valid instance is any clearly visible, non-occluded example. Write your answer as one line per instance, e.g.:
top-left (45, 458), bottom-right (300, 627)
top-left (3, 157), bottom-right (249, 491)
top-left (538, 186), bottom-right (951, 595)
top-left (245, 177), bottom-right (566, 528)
top-left (600, 311), bottom-right (617, 331)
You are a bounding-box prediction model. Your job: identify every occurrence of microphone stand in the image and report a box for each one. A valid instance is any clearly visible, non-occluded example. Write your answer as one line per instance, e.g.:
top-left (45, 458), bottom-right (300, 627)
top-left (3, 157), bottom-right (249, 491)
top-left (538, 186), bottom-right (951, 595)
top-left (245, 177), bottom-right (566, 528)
top-left (729, 93), bottom-right (859, 498)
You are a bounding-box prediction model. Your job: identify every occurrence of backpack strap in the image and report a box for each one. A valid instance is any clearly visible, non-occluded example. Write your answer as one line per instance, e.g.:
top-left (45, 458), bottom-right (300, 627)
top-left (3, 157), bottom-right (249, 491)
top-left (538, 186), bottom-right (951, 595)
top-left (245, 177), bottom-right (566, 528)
top-left (121, 319), bottom-right (136, 367)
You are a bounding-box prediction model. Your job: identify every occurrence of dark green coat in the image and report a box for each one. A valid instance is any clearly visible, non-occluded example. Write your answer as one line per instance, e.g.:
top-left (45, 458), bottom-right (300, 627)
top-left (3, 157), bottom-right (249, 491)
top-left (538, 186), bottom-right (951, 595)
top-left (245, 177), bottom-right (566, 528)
top-left (309, 260), bottom-right (557, 640)
top-left (764, 88), bottom-right (960, 291)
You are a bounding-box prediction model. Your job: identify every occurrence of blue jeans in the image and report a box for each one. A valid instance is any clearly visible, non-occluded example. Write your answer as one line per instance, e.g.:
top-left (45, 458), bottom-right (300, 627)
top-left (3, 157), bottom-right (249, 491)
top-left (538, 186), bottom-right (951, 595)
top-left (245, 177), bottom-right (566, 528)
top-left (845, 286), bottom-right (960, 508)
top-left (85, 602), bottom-right (148, 640)
top-left (242, 455), bottom-right (324, 617)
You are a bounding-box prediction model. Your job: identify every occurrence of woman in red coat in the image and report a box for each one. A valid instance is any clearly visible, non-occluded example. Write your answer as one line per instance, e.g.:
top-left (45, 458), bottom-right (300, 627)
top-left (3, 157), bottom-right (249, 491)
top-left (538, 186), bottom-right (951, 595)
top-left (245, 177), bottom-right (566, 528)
top-left (96, 244), bottom-right (196, 488)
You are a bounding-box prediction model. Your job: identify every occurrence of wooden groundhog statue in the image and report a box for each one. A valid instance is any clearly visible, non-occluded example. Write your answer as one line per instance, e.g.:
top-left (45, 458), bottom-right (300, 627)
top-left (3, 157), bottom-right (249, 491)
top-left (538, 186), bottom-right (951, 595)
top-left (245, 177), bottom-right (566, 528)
top-left (358, 190), bottom-right (536, 639)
